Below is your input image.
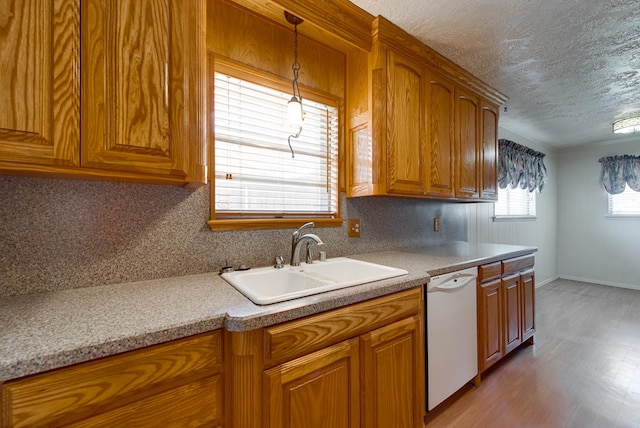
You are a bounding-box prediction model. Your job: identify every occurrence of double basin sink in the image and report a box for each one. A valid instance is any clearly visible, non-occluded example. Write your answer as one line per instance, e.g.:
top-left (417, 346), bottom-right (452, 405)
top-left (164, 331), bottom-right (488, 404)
top-left (221, 257), bottom-right (408, 305)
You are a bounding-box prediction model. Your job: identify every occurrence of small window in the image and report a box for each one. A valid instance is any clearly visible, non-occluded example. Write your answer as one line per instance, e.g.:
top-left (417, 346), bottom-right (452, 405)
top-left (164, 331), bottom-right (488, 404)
top-left (608, 185), bottom-right (640, 216)
top-left (211, 67), bottom-right (341, 230)
top-left (494, 186), bottom-right (536, 218)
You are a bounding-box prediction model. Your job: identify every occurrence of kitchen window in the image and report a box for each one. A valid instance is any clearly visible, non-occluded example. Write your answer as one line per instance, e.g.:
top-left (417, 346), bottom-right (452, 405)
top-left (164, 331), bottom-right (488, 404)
top-left (210, 64), bottom-right (341, 230)
top-left (494, 186), bottom-right (536, 219)
top-left (607, 185), bottom-right (640, 216)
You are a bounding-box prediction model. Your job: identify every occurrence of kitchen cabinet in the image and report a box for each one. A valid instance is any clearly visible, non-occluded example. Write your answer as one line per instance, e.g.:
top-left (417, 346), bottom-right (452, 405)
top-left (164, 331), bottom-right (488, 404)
top-left (0, 0), bottom-right (80, 169)
top-left (477, 254), bottom-right (535, 377)
top-left (424, 69), bottom-right (455, 198)
top-left (0, 331), bottom-right (223, 427)
top-left (480, 101), bottom-right (499, 200)
top-left (0, 0), bottom-right (207, 187)
top-left (346, 17), bottom-right (507, 201)
top-left (455, 88), bottom-right (480, 199)
top-left (227, 287), bottom-right (424, 428)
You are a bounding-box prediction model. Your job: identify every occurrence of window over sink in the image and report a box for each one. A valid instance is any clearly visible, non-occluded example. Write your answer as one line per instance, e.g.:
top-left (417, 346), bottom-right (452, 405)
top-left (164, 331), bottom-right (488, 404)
top-left (209, 63), bottom-right (342, 230)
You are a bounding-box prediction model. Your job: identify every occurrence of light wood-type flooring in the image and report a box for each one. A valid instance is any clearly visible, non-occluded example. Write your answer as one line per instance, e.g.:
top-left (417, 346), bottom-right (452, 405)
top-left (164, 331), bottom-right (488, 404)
top-left (426, 278), bottom-right (640, 428)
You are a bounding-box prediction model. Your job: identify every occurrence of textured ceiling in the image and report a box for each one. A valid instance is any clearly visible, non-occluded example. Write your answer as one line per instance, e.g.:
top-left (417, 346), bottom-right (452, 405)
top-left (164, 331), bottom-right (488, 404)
top-left (348, 0), bottom-right (640, 149)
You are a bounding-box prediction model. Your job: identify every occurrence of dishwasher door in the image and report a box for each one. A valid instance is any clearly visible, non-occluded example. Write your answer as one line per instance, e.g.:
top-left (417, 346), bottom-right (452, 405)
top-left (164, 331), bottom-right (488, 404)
top-left (426, 266), bottom-right (478, 411)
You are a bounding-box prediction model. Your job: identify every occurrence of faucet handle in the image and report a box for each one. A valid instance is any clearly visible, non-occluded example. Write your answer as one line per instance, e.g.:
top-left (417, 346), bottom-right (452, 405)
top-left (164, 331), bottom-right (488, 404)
top-left (274, 256), bottom-right (284, 269)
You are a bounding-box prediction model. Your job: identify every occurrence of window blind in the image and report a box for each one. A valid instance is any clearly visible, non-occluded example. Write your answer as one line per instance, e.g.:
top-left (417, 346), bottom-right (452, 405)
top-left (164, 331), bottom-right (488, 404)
top-left (494, 186), bottom-right (536, 217)
top-left (214, 72), bottom-right (339, 219)
top-left (608, 185), bottom-right (640, 216)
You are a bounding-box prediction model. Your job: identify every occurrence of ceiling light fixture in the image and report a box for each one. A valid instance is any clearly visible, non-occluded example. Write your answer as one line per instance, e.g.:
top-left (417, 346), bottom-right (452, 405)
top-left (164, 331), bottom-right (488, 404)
top-left (612, 116), bottom-right (640, 134)
top-left (285, 11), bottom-right (304, 158)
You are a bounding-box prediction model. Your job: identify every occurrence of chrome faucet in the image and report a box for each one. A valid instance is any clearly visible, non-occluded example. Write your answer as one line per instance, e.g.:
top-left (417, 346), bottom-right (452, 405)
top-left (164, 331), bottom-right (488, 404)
top-left (290, 222), bottom-right (324, 266)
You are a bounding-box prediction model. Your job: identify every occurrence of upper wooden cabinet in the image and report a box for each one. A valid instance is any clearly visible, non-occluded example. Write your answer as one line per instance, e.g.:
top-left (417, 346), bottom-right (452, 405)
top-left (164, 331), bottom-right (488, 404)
top-left (480, 101), bottom-right (499, 200)
top-left (0, 0), bottom-right (80, 168)
top-left (81, 0), bottom-right (206, 187)
top-left (346, 16), bottom-right (507, 201)
top-left (455, 87), bottom-right (480, 199)
top-left (425, 68), bottom-right (455, 198)
top-left (377, 48), bottom-right (427, 196)
top-left (0, 0), bottom-right (207, 187)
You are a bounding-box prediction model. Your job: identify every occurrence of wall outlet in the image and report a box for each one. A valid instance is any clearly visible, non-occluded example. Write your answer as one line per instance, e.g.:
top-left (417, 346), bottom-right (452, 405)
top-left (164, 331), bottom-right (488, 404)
top-left (433, 217), bottom-right (440, 232)
top-left (348, 219), bottom-right (361, 237)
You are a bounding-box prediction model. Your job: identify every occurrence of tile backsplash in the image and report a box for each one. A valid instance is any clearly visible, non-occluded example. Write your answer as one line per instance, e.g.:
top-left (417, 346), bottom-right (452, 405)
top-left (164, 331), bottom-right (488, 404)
top-left (0, 176), bottom-right (467, 297)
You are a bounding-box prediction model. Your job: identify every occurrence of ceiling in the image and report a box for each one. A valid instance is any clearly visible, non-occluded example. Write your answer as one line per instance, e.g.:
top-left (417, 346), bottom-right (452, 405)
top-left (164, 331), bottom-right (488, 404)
top-left (348, 0), bottom-right (640, 150)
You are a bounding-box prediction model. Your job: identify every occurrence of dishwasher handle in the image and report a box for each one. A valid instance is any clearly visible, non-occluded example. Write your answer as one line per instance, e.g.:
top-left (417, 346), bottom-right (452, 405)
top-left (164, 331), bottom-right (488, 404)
top-left (428, 273), bottom-right (477, 292)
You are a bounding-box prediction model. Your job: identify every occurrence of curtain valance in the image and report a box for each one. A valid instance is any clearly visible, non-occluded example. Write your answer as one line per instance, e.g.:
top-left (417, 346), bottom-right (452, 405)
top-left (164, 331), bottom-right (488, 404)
top-left (598, 155), bottom-right (640, 194)
top-left (498, 139), bottom-right (547, 192)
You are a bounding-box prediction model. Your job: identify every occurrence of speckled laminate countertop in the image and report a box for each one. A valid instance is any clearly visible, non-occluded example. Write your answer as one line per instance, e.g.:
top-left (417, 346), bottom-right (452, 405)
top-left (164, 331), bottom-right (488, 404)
top-left (0, 242), bottom-right (536, 382)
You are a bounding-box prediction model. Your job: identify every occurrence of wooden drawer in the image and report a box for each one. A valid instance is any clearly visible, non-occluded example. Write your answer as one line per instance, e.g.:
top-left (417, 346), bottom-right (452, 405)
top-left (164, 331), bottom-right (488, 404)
top-left (478, 261), bottom-right (501, 282)
top-left (502, 254), bottom-right (535, 275)
top-left (1, 331), bottom-right (222, 427)
top-left (263, 288), bottom-right (422, 367)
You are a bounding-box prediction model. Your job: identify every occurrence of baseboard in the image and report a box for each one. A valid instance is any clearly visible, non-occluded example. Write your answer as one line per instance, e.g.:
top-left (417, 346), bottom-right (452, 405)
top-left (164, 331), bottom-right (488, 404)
top-left (559, 275), bottom-right (640, 291)
top-left (535, 275), bottom-right (560, 288)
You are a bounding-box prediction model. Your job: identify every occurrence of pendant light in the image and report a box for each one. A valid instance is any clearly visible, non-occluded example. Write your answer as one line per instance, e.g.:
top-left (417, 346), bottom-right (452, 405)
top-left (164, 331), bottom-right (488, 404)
top-left (285, 11), bottom-right (304, 157)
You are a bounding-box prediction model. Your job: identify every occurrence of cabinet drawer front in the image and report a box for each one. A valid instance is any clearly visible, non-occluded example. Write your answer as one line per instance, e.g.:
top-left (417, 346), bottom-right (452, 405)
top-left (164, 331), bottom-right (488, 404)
top-left (2, 331), bottom-right (222, 427)
top-left (502, 254), bottom-right (535, 275)
top-left (478, 261), bottom-right (501, 282)
top-left (264, 288), bottom-right (422, 367)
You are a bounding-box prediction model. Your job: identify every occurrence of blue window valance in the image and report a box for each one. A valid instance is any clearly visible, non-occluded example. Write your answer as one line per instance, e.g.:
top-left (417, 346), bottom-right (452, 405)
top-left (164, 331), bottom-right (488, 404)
top-left (598, 155), bottom-right (640, 194)
top-left (498, 139), bottom-right (547, 193)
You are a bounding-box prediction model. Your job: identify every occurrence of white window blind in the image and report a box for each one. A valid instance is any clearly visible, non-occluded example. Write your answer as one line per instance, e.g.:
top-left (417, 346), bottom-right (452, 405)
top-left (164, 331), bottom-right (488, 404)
top-left (214, 72), bottom-right (339, 219)
top-left (608, 185), bottom-right (640, 216)
top-left (494, 186), bottom-right (536, 218)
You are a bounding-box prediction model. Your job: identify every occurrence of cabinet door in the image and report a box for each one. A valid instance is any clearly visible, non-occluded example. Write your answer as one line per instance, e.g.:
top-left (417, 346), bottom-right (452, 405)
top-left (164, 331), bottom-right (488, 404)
top-left (385, 50), bottom-right (426, 195)
top-left (502, 273), bottom-right (522, 354)
top-left (480, 100), bottom-right (499, 200)
top-left (425, 69), bottom-right (455, 198)
top-left (81, 0), bottom-right (206, 186)
top-left (455, 88), bottom-right (480, 198)
top-left (521, 268), bottom-right (535, 342)
top-left (264, 339), bottom-right (360, 428)
top-left (361, 316), bottom-right (423, 428)
top-left (478, 278), bottom-right (503, 372)
top-left (0, 0), bottom-right (79, 169)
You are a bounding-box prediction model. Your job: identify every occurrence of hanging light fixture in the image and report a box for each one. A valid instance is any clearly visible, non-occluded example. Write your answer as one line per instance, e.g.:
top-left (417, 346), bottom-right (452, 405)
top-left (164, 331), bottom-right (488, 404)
top-left (613, 116), bottom-right (640, 134)
top-left (285, 11), bottom-right (304, 157)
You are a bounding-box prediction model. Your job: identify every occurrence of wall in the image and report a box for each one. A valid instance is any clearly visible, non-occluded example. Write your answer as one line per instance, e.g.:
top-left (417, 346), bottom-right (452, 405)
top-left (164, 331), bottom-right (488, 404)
top-left (468, 127), bottom-right (559, 286)
top-left (557, 138), bottom-right (640, 290)
top-left (0, 176), bottom-right (466, 297)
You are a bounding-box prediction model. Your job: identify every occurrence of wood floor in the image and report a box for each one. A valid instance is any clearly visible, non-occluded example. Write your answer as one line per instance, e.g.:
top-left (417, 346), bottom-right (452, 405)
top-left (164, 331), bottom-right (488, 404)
top-left (426, 278), bottom-right (640, 428)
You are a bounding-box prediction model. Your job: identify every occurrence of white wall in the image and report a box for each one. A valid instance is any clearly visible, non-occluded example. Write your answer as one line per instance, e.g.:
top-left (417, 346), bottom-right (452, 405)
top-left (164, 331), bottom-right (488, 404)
top-left (468, 127), bottom-right (559, 286)
top-left (557, 138), bottom-right (640, 290)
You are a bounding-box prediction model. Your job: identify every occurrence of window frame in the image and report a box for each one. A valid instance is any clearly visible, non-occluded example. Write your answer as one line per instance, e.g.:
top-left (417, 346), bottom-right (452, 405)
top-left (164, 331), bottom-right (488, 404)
top-left (606, 185), bottom-right (640, 218)
top-left (493, 186), bottom-right (537, 221)
top-left (208, 59), bottom-right (344, 231)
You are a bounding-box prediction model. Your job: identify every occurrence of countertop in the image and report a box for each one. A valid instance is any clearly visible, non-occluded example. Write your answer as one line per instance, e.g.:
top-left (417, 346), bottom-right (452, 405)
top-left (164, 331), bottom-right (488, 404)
top-left (0, 242), bottom-right (536, 382)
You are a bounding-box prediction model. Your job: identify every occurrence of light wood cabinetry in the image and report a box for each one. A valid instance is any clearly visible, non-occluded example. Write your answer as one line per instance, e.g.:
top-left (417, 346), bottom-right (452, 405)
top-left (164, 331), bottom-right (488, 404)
top-left (0, 331), bottom-right (223, 427)
top-left (480, 101), bottom-right (499, 200)
top-left (1, 0), bottom-right (207, 187)
top-left (425, 69), bottom-right (455, 198)
top-left (455, 88), bottom-right (480, 199)
top-left (228, 287), bottom-right (425, 428)
top-left (347, 16), bottom-right (507, 201)
top-left (0, 0), bottom-right (80, 169)
top-left (477, 254), bottom-right (536, 377)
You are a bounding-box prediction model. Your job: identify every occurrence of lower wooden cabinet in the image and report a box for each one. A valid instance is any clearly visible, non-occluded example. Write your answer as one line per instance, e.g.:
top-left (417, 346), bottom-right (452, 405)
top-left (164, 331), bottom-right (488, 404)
top-left (228, 287), bottom-right (425, 428)
top-left (0, 331), bottom-right (223, 428)
top-left (264, 339), bottom-right (360, 428)
top-left (477, 254), bottom-right (535, 376)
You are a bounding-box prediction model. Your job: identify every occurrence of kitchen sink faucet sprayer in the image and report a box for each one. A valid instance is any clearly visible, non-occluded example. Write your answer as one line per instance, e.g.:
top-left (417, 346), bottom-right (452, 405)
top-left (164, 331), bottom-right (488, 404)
top-left (290, 222), bottom-right (324, 266)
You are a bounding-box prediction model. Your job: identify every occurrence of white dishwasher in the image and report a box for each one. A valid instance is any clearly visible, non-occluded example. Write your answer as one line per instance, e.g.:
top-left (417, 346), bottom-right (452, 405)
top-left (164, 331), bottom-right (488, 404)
top-left (426, 266), bottom-right (478, 411)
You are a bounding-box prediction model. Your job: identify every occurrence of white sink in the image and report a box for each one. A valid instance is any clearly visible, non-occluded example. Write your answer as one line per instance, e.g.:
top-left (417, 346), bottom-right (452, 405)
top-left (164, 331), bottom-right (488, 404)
top-left (221, 257), bottom-right (408, 305)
